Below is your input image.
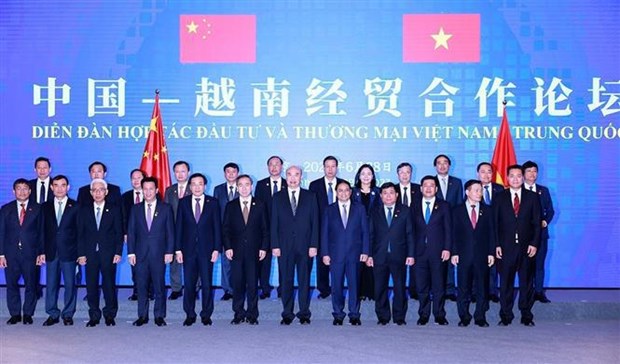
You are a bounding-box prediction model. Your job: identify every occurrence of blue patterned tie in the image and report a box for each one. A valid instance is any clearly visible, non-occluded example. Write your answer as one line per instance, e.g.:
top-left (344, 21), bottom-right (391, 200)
top-left (425, 201), bottom-right (431, 224)
top-left (327, 182), bottom-right (334, 204)
top-left (484, 185), bottom-right (491, 205)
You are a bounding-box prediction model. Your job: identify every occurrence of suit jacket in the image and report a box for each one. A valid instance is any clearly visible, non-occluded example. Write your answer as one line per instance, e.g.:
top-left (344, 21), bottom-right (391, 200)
top-left (0, 201), bottom-right (44, 261)
top-left (320, 201), bottom-right (369, 264)
top-left (309, 177), bottom-right (345, 217)
top-left (482, 183), bottom-right (505, 206)
top-left (175, 194), bottom-right (222, 259)
top-left (28, 178), bottom-right (54, 205)
top-left (535, 184), bottom-right (554, 240)
top-left (368, 204), bottom-right (415, 265)
top-left (271, 188), bottom-right (319, 254)
top-left (127, 201), bottom-right (175, 263)
top-left (164, 183), bottom-right (192, 222)
top-left (351, 187), bottom-right (380, 215)
top-left (77, 183), bottom-right (122, 207)
top-left (395, 183), bottom-right (421, 207)
top-left (255, 176), bottom-right (288, 221)
top-left (43, 198), bottom-right (79, 262)
top-left (76, 202), bottom-right (123, 259)
top-left (493, 188), bottom-right (541, 252)
top-left (222, 197), bottom-right (270, 256)
top-left (412, 199), bottom-right (452, 258)
top-left (451, 203), bottom-right (494, 265)
top-left (436, 175), bottom-right (464, 207)
top-left (214, 183), bottom-right (239, 223)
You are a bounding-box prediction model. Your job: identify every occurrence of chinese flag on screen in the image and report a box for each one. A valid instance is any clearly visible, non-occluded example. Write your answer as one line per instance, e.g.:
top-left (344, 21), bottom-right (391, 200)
top-left (491, 107), bottom-right (517, 187)
top-left (180, 14), bottom-right (256, 63)
top-left (403, 14), bottom-right (480, 63)
top-left (140, 92), bottom-right (171, 199)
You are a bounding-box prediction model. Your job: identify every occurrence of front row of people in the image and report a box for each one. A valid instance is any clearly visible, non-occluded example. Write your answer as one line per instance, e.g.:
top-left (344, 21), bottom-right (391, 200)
top-left (0, 164), bottom-right (540, 327)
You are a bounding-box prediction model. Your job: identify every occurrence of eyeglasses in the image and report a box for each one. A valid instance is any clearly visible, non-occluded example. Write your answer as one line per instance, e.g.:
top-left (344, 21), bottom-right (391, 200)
top-left (91, 188), bottom-right (107, 193)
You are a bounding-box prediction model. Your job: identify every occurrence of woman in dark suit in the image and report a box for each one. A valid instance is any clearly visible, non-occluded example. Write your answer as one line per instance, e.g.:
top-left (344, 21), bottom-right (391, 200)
top-left (352, 164), bottom-right (380, 301)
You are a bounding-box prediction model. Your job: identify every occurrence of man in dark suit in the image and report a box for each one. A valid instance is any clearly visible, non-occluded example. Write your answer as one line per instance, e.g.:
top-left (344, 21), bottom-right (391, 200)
top-left (433, 154), bottom-right (463, 301)
top-left (254, 155), bottom-right (287, 299)
top-left (0, 178), bottom-right (45, 325)
top-left (451, 180), bottom-right (495, 327)
top-left (309, 155), bottom-right (344, 300)
top-left (175, 173), bottom-right (222, 326)
top-left (523, 160), bottom-right (555, 303)
top-left (413, 176), bottom-right (452, 326)
top-left (367, 182), bottom-right (415, 326)
top-left (271, 165), bottom-right (319, 325)
top-left (76, 161), bottom-right (123, 206)
top-left (477, 162), bottom-right (505, 303)
top-left (321, 180), bottom-right (369, 326)
top-left (494, 164), bottom-right (541, 326)
top-left (121, 168), bottom-right (146, 301)
top-left (77, 179), bottom-right (124, 327)
top-left (42, 175), bottom-right (79, 326)
top-left (127, 177), bottom-right (175, 327)
top-left (395, 162), bottom-right (421, 300)
top-left (163, 160), bottom-right (191, 300)
top-left (213, 162), bottom-right (240, 301)
top-left (223, 175), bottom-right (269, 325)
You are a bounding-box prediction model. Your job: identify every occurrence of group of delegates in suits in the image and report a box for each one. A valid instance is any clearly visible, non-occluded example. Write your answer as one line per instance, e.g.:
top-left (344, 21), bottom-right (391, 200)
top-left (0, 154), bottom-right (554, 328)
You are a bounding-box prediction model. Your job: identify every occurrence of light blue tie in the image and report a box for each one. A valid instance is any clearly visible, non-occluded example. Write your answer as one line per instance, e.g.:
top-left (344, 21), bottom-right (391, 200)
top-left (56, 201), bottom-right (63, 226)
top-left (96, 206), bottom-right (102, 230)
top-left (484, 185), bottom-right (491, 205)
top-left (327, 182), bottom-right (334, 204)
top-left (425, 201), bottom-right (431, 224)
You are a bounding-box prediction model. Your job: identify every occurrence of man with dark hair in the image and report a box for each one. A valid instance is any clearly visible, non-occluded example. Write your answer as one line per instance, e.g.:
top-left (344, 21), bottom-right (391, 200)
top-left (213, 162), bottom-right (240, 301)
top-left (0, 178), bottom-right (45, 325)
top-left (121, 168), bottom-right (146, 301)
top-left (451, 180), bottom-right (495, 327)
top-left (494, 164), bottom-right (541, 326)
top-left (522, 160), bottom-right (555, 303)
top-left (367, 182), bottom-right (415, 325)
top-left (164, 160), bottom-right (192, 300)
top-left (77, 161), bottom-right (122, 206)
top-left (223, 174), bottom-right (269, 325)
top-left (413, 176), bottom-right (452, 326)
top-left (309, 155), bottom-right (345, 299)
top-left (321, 180), bottom-right (369, 326)
top-left (254, 155), bottom-right (287, 299)
top-left (175, 173), bottom-right (222, 326)
top-left (127, 177), bottom-right (175, 327)
top-left (42, 175), bottom-right (79, 326)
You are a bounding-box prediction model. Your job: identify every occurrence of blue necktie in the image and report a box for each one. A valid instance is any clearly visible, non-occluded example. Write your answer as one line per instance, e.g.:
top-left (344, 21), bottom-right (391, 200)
top-left (484, 185), bottom-right (491, 205)
top-left (56, 201), bottom-right (63, 226)
top-left (387, 206), bottom-right (393, 226)
top-left (272, 180), bottom-right (278, 196)
top-left (327, 182), bottom-right (334, 204)
top-left (96, 206), bottom-right (102, 230)
top-left (425, 201), bottom-right (431, 224)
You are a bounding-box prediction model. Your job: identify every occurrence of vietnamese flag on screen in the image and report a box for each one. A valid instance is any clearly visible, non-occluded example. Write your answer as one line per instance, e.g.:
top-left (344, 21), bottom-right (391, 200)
top-left (403, 14), bottom-right (480, 63)
top-left (180, 14), bottom-right (256, 63)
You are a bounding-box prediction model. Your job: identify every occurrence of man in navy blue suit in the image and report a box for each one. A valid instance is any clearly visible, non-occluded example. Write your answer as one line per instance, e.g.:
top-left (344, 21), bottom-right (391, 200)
top-left (127, 177), bottom-right (175, 327)
top-left (213, 162), bottom-right (240, 301)
top-left (494, 164), bottom-right (541, 326)
top-left (254, 155), bottom-right (287, 299)
top-left (121, 168), bottom-right (146, 301)
top-left (42, 175), bottom-right (79, 326)
top-left (175, 173), bottom-right (222, 326)
top-left (0, 178), bottom-right (45, 325)
top-left (367, 182), bottom-right (415, 326)
top-left (433, 154), bottom-right (462, 301)
top-left (77, 178), bottom-right (124, 327)
top-left (321, 180), bottom-right (369, 326)
top-left (413, 176), bottom-right (452, 326)
top-left (309, 155), bottom-right (345, 299)
top-left (76, 161), bottom-right (122, 206)
top-left (523, 160), bottom-right (555, 303)
top-left (451, 180), bottom-right (495, 327)
top-left (223, 175), bottom-right (269, 325)
top-left (271, 165), bottom-right (319, 325)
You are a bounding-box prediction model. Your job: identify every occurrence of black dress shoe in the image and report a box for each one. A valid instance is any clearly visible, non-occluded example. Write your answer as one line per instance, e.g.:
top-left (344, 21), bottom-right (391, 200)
top-left (395, 320), bottom-right (407, 326)
top-left (377, 320), bottom-right (389, 326)
top-left (105, 318), bottom-right (116, 326)
top-left (280, 318), bottom-right (293, 325)
top-left (333, 318), bottom-right (344, 326)
top-left (23, 315), bottom-right (33, 325)
top-left (535, 293), bottom-right (551, 303)
top-left (154, 317), bottom-right (167, 326)
top-left (132, 317), bottom-right (148, 326)
top-left (317, 292), bottom-right (330, 299)
top-left (457, 320), bottom-right (470, 327)
top-left (475, 320), bottom-right (490, 327)
top-left (7, 316), bottom-right (21, 325)
top-left (86, 319), bottom-right (100, 327)
top-left (221, 292), bottom-right (233, 301)
top-left (128, 293), bottom-right (138, 301)
top-left (168, 291), bottom-right (183, 300)
top-left (471, 296), bottom-right (477, 303)
top-left (63, 317), bottom-right (74, 326)
top-left (183, 317), bottom-right (196, 326)
top-left (299, 318), bottom-right (311, 325)
top-left (417, 317), bottom-right (429, 326)
top-left (490, 294), bottom-right (500, 303)
top-left (259, 292), bottom-right (270, 300)
top-left (435, 317), bottom-right (449, 326)
top-left (247, 318), bottom-right (259, 325)
top-left (350, 318), bottom-right (362, 326)
top-left (521, 318), bottom-right (535, 327)
top-left (445, 293), bottom-right (457, 302)
top-left (230, 317), bottom-right (244, 325)
top-left (43, 317), bottom-right (59, 326)
top-left (201, 318), bottom-right (213, 326)
top-left (498, 319), bottom-right (511, 326)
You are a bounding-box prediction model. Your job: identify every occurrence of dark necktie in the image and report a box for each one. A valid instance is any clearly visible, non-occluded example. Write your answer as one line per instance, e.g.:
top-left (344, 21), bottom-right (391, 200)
top-left (228, 186), bottom-right (234, 201)
top-left (194, 198), bottom-right (201, 223)
top-left (327, 182), bottom-right (334, 204)
top-left (272, 180), bottom-right (278, 196)
top-left (403, 187), bottom-right (409, 206)
top-left (19, 203), bottom-right (26, 225)
top-left (57, 201), bottom-right (63, 226)
top-left (513, 193), bottom-right (520, 216)
top-left (39, 181), bottom-right (46, 204)
top-left (387, 206), bottom-right (393, 226)
top-left (470, 204), bottom-right (477, 229)
top-left (530, 185), bottom-right (534, 192)
top-left (291, 191), bottom-right (297, 216)
top-left (135, 191), bottom-right (141, 204)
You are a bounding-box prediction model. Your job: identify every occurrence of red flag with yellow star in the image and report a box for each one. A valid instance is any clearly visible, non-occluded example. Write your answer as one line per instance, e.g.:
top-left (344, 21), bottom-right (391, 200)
top-left (140, 91), bottom-right (171, 199)
top-left (491, 107), bottom-right (517, 187)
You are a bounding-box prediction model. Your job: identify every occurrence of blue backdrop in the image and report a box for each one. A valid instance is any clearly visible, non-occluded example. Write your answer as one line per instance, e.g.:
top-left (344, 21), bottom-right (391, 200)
top-left (1, 0), bottom-right (618, 287)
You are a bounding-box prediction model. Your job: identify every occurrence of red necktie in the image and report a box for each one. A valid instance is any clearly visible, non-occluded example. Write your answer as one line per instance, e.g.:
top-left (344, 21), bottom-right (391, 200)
top-left (135, 191), bottom-right (141, 204)
top-left (513, 193), bottom-right (520, 216)
top-left (470, 205), bottom-right (477, 229)
top-left (19, 203), bottom-right (26, 225)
